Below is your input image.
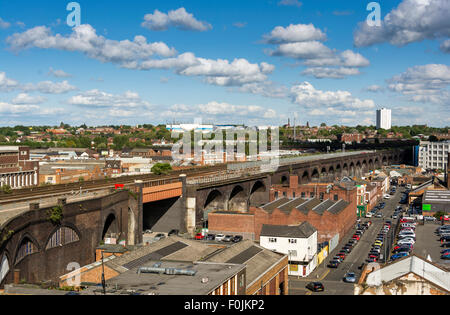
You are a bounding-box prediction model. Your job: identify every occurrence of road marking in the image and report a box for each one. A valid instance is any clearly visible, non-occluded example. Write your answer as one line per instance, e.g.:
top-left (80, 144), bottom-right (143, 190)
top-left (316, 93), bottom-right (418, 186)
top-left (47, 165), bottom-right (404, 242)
top-left (319, 269), bottom-right (330, 281)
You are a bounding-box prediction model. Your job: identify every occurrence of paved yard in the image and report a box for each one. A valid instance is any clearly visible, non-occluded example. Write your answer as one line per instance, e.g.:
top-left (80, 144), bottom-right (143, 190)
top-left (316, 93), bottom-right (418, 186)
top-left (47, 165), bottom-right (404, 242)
top-left (413, 222), bottom-right (450, 268)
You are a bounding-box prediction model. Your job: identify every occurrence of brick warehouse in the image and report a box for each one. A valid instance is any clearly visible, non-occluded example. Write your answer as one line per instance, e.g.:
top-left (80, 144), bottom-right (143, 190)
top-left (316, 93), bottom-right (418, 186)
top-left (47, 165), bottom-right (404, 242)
top-left (208, 190), bottom-right (357, 243)
top-left (0, 146), bottom-right (39, 189)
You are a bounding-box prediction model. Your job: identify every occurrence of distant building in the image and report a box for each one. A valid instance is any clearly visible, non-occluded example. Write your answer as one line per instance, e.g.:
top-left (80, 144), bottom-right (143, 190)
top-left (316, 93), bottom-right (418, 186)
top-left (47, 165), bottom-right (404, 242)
top-left (418, 141), bottom-right (450, 170)
top-left (376, 108), bottom-right (392, 130)
top-left (0, 146), bottom-right (39, 189)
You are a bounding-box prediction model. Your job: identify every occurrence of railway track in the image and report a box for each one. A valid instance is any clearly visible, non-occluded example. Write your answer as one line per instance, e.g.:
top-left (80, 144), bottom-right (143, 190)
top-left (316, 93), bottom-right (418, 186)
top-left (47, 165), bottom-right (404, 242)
top-left (0, 164), bottom-right (227, 204)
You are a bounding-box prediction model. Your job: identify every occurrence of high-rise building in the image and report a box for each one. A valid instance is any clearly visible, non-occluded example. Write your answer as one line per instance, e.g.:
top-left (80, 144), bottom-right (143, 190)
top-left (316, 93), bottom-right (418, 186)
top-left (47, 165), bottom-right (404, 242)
top-left (418, 141), bottom-right (450, 171)
top-left (376, 108), bottom-right (392, 130)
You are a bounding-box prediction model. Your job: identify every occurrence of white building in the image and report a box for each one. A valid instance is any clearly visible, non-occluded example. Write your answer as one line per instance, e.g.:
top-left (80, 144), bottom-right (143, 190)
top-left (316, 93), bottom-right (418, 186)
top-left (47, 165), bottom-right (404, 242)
top-left (418, 141), bottom-right (450, 170)
top-left (376, 108), bottom-right (392, 130)
top-left (260, 222), bottom-right (318, 277)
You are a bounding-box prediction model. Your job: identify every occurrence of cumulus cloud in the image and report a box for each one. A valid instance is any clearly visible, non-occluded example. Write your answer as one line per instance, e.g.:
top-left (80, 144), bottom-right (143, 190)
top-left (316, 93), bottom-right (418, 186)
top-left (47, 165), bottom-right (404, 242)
top-left (12, 93), bottom-right (46, 105)
top-left (290, 82), bottom-right (376, 110)
top-left (7, 24), bottom-right (275, 97)
top-left (264, 24), bottom-right (326, 44)
top-left (0, 102), bottom-right (39, 114)
top-left (387, 64), bottom-right (450, 105)
top-left (7, 24), bottom-right (178, 66)
top-left (160, 101), bottom-right (279, 123)
top-left (68, 89), bottom-right (152, 109)
top-left (264, 23), bottom-right (369, 79)
top-left (354, 0), bottom-right (450, 47)
top-left (0, 72), bottom-right (19, 91)
top-left (22, 80), bottom-right (77, 94)
top-left (141, 8), bottom-right (212, 31)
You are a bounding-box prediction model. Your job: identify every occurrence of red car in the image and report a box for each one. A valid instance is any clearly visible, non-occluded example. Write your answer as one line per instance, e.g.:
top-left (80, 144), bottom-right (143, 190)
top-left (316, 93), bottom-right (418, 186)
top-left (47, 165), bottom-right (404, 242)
top-left (195, 233), bottom-right (204, 240)
top-left (336, 253), bottom-right (346, 260)
top-left (352, 235), bottom-right (360, 241)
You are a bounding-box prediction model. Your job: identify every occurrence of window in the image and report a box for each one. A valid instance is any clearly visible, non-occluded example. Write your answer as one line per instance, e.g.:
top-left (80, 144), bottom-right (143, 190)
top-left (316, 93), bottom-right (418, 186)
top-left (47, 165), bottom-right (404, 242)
top-left (310, 192), bottom-right (315, 198)
top-left (46, 227), bottom-right (80, 250)
top-left (292, 192), bottom-right (296, 199)
top-left (301, 192), bottom-right (306, 198)
top-left (334, 194), bottom-right (339, 201)
top-left (16, 239), bottom-right (36, 263)
top-left (319, 193), bottom-right (324, 201)
top-left (288, 250), bottom-right (297, 257)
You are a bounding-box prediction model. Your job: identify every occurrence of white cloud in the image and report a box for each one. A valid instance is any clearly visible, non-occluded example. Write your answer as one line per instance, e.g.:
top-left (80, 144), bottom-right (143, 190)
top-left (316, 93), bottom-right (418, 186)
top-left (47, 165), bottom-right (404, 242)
top-left (68, 89), bottom-right (152, 109)
top-left (141, 8), bottom-right (212, 32)
top-left (354, 0), bottom-right (450, 47)
top-left (0, 18), bottom-right (10, 29)
top-left (365, 85), bottom-right (384, 92)
top-left (440, 39), bottom-right (450, 53)
top-left (7, 25), bottom-right (178, 66)
top-left (265, 24), bottom-right (369, 79)
top-left (264, 24), bottom-right (326, 44)
top-left (387, 64), bottom-right (450, 105)
top-left (0, 102), bottom-right (39, 114)
top-left (301, 67), bottom-right (361, 79)
top-left (290, 82), bottom-right (376, 110)
top-left (7, 25), bottom-right (275, 96)
top-left (22, 80), bottom-right (77, 94)
top-left (278, 0), bottom-right (302, 8)
top-left (0, 72), bottom-right (19, 91)
top-left (12, 93), bottom-right (46, 105)
top-left (48, 67), bottom-right (72, 78)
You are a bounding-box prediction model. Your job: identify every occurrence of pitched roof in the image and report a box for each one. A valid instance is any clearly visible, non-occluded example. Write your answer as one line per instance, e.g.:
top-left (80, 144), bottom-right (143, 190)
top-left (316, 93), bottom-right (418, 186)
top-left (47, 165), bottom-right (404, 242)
top-left (365, 255), bottom-right (450, 293)
top-left (260, 222), bottom-right (317, 239)
top-left (261, 198), bottom-right (290, 213)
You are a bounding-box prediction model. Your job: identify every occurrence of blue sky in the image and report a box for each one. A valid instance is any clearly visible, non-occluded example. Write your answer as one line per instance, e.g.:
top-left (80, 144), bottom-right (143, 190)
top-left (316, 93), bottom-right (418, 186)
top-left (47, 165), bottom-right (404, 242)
top-left (0, 0), bottom-right (449, 127)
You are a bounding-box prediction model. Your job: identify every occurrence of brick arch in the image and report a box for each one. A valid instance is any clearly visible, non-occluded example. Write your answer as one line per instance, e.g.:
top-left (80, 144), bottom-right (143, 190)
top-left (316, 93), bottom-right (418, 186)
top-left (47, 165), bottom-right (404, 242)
top-left (228, 184), bottom-right (248, 212)
top-left (249, 180), bottom-right (267, 207)
top-left (203, 189), bottom-right (226, 219)
top-left (102, 212), bottom-right (119, 240)
top-left (311, 168), bottom-right (320, 181)
top-left (13, 233), bottom-right (40, 266)
top-left (300, 170), bottom-right (310, 184)
top-left (44, 224), bottom-right (81, 251)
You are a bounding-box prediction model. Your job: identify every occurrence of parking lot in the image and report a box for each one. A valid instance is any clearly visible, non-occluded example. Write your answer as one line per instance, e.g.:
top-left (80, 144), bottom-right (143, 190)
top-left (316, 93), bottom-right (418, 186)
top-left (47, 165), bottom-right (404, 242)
top-left (410, 222), bottom-right (450, 266)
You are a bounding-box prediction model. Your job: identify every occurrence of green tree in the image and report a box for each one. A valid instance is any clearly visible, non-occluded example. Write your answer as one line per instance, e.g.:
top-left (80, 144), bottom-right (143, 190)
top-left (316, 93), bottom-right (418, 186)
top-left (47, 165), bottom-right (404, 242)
top-left (151, 163), bottom-right (172, 175)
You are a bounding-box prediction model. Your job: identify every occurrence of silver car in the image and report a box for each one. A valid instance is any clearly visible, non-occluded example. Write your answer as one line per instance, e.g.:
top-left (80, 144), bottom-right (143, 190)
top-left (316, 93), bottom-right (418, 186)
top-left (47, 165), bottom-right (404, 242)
top-left (344, 272), bottom-right (356, 283)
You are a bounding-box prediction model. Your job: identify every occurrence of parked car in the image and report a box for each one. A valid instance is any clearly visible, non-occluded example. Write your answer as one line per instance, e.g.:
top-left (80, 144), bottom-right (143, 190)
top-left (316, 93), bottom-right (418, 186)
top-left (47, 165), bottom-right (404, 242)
top-left (424, 216), bottom-right (437, 222)
top-left (306, 282), bottom-right (324, 292)
top-left (223, 235), bottom-right (234, 242)
top-left (336, 252), bottom-right (346, 260)
top-left (206, 234), bottom-right (216, 241)
top-left (168, 229), bottom-right (179, 236)
top-left (366, 213), bottom-right (373, 218)
top-left (440, 253), bottom-right (450, 260)
top-left (397, 238), bottom-right (415, 245)
top-left (232, 235), bottom-right (243, 243)
top-left (441, 248), bottom-right (450, 254)
top-left (195, 233), bottom-right (204, 240)
top-left (328, 260), bottom-right (340, 268)
top-left (375, 213), bottom-right (383, 218)
top-left (441, 242), bottom-right (450, 248)
top-left (384, 194), bottom-right (391, 199)
top-left (215, 234), bottom-right (226, 242)
top-left (154, 233), bottom-right (166, 241)
top-left (343, 272), bottom-right (356, 283)
top-left (391, 252), bottom-right (410, 261)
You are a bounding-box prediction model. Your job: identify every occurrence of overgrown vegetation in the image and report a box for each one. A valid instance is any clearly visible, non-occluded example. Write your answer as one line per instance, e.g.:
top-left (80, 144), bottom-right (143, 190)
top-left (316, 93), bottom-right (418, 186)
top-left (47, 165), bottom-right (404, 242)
top-left (151, 163), bottom-right (172, 175)
top-left (0, 184), bottom-right (12, 194)
top-left (47, 205), bottom-right (63, 224)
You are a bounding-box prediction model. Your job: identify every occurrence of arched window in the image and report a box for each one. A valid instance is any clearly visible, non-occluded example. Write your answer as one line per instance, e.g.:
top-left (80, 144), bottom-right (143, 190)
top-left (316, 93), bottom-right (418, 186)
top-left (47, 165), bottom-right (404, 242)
top-left (0, 254), bottom-right (10, 283)
top-left (46, 227), bottom-right (80, 250)
top-left (16, 238), bottom-right (37, 263)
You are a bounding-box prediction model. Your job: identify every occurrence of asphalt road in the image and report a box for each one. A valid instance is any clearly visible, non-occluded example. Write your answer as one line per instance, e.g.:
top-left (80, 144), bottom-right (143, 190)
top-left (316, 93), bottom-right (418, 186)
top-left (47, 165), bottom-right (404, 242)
top-left (290, 187), bottom-right (403, 295)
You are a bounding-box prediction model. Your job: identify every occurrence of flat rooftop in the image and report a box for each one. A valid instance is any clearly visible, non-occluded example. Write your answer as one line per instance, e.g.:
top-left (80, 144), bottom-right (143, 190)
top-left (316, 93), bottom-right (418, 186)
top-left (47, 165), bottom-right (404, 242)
top-left (82, 260), bottom-right (245, 295)
top-left (423, 190), bottom-right (450, 204)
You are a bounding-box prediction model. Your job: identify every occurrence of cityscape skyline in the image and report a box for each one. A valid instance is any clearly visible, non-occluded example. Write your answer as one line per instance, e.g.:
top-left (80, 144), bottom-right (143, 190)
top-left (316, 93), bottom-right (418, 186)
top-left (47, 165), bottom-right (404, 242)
top-left (0, 0), bottom-right (449, 128)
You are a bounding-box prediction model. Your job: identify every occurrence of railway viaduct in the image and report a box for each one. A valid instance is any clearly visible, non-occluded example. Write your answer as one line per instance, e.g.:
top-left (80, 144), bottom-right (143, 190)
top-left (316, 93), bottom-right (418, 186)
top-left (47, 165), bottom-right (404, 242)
top-left (0, 149), bottom-right (406, 286)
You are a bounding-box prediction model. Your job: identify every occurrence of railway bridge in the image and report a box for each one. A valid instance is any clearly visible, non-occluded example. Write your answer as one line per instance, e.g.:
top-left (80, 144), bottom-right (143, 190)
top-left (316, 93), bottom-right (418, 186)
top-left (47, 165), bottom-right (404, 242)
top-left (0, 149), bottom-right (406, 286)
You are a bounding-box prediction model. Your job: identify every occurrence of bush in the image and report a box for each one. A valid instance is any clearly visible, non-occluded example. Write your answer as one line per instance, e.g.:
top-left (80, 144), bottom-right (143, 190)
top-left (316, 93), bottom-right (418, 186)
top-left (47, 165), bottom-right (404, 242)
top-left (1, 184), bottom-right (12, 194)
top-left (151, 163), bottom-right (172, 175)
top-left (47, 205), bottom-right (63, 224)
